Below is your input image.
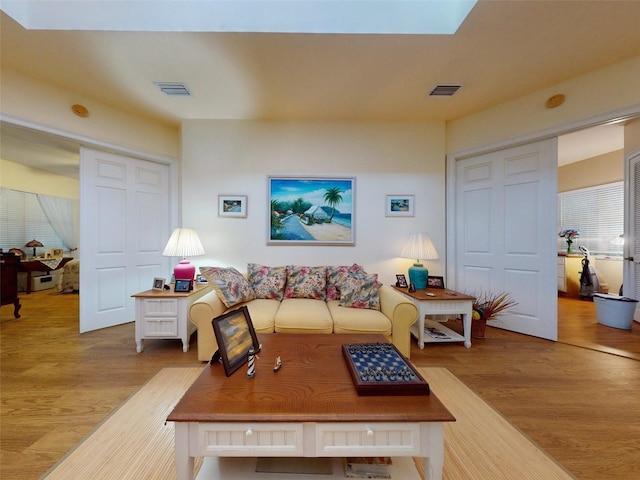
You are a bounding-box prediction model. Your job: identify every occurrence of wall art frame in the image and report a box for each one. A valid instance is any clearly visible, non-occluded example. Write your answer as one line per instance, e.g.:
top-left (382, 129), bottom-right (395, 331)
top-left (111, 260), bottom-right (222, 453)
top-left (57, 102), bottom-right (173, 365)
top-left (267, 176), bottom-right (355, 246)
top-left (218, 195), bottom-right (247, 218)
top-left (385, 194), bottom-right (414, 217)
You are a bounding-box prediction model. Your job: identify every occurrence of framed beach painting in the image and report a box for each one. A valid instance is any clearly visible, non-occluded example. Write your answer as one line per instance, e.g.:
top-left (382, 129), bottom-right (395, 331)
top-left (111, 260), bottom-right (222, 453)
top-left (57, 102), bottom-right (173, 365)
top-left (267, 176), bottom-right (355, 246)
top-left (218, 195), bottom-right (247, 218)
top-left (385, 195), bottom-right (414, 217)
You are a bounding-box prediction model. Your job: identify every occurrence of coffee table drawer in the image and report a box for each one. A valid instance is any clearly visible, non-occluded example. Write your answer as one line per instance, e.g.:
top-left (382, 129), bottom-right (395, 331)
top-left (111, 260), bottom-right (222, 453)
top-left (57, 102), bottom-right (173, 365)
top-left (315, 422), bottom-right (421, 456)
top-left (196, 422), bottom-right (304, 456)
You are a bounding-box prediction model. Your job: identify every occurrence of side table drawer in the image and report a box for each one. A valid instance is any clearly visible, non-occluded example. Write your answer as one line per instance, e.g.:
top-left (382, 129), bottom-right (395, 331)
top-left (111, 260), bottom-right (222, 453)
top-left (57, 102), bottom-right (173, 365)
top-left (143, 317), bottom-right (178, 336)
top-left (315, 422), bottom-right (421, 456)
top-left (195, 422), bottom-right (304, 457)
top-left (142, 298), bottom-right (178, 316)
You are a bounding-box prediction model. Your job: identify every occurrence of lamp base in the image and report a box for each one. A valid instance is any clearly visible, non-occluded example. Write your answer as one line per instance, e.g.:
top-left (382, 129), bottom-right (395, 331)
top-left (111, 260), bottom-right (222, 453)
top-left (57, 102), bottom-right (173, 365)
top-left (174, 260), bottom-right (196, 283)
top-left (408, 263), bottom-right (428, 290)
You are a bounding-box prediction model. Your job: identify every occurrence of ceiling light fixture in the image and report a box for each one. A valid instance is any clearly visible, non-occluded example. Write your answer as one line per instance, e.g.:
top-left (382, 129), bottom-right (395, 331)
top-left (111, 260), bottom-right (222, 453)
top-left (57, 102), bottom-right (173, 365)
top-left (71, 104), bottom-right (89, 117)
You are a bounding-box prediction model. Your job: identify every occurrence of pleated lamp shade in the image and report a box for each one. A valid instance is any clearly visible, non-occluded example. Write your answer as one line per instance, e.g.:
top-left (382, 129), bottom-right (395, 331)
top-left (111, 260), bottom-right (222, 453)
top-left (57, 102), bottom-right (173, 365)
top-left (400, 233), bottom-right (439, 290)
top-left (162, 228), bottom-right (205, 281)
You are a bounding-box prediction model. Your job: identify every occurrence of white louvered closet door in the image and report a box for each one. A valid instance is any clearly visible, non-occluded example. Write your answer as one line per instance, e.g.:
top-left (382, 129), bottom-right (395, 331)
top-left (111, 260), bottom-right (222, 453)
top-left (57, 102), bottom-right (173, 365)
top-left (625, 151), bottom-right (640, 320)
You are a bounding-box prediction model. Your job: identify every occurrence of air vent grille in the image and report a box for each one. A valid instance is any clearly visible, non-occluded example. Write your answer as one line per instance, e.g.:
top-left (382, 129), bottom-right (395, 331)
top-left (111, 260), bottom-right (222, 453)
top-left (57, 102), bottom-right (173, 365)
top-left (428, 84), bottom-right (461, 97)
top-left (154, 82), bottom-right (192, 96)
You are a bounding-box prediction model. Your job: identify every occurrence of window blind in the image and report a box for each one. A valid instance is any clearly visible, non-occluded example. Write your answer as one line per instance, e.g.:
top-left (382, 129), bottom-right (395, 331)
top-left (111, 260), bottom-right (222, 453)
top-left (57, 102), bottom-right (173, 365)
top-left (557, 182), bottom-right (623, 256)
top-left (0, 188), bottom-right (66, 254)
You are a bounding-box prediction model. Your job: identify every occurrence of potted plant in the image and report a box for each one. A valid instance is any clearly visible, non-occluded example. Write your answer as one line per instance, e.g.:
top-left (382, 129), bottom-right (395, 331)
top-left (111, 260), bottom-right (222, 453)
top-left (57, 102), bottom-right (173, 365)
top-left (471, 291), bottom-right (517, 338)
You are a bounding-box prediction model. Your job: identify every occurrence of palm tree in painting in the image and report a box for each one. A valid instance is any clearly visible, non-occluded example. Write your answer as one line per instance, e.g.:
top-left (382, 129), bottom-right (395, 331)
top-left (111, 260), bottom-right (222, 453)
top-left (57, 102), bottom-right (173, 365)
top-left (270, 199), bottom-right (284, 234)
top-left (323, 187), bottom-right (343, 222)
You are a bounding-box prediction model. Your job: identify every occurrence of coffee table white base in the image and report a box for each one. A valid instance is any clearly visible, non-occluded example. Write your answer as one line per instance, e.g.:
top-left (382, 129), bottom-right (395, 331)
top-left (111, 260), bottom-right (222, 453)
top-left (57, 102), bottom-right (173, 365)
top-left (175, 421), bottom-right (444, 480)
top-left (195, 456), bottom-right (421, 479)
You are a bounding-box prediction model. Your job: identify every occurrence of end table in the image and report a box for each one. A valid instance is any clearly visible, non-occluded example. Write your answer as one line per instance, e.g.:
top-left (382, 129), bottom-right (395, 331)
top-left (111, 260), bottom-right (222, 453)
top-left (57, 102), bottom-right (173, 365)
top-left (132, 283), bottom-right (211, 353)
top-left (393, 285), bottom-right (475, 349)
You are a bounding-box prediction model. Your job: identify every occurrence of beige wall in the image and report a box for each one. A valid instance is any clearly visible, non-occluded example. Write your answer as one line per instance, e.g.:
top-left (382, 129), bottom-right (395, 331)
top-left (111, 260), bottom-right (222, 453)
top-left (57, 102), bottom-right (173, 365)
top-left (557, 150), bottom-right (623, 193)
top-left (447, 56), bottom-right (640, 154)
top-left (181, 120), bottom-right (446, 284)
top-left (0, 159), bottom-right (79, 198)
top-left (1, 69), bottom-right (179, 159)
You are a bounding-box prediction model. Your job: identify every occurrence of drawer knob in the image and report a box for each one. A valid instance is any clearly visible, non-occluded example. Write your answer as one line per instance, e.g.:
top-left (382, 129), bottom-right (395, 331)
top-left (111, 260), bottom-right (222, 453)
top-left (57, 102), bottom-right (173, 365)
top-left (366, 427), bottom-right (374, 437)
top-left (245, 427), bottom-right (253, 436)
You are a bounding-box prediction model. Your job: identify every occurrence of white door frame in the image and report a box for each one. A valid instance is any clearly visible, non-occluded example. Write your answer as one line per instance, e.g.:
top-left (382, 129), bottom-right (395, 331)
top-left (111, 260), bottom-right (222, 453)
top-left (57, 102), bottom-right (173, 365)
top-left (0, 114), bottom-right (180, 328)
top-left (446, 106), bottom-right (640, 290)
top-left (623, 148), bottom-right (640, 320)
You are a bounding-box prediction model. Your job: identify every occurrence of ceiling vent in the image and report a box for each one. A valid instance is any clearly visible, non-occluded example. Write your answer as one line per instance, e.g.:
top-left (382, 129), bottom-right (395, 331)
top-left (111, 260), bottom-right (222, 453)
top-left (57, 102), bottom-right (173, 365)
top-left (428, 84), bottom-right (461, 97)
top-left (154, 82), bottom-right (192, 96)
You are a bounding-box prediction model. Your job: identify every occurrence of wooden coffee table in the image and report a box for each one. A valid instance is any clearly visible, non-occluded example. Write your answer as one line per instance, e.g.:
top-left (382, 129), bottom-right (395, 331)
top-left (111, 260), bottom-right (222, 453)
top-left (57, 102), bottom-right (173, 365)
top-left (167, 334), bottom-right (455, 480)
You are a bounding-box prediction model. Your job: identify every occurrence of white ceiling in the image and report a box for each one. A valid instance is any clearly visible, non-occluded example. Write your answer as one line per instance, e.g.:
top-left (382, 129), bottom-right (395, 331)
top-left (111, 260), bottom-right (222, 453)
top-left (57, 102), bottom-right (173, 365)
top-left (1, 0), bottom-right (637, 177)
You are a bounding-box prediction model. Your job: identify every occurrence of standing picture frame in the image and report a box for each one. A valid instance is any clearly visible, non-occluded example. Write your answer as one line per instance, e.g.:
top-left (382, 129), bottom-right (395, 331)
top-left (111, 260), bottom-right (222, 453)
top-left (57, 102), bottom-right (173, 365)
top-left (385, 195), bottom-right (415, 217)
top-left (218, 195), bottom-right (247, 218)
top-left (211, 306), bottom-right (261, 376)
top-left (174, 279), bottom-right (193, 292)
top-left (268, 176), bottom-right (355, 246)
top-left (427, 276), bottom-right (445, 289)
top-left (152, 277), bottom-right (165, 291)
top-left (395, 274), bottom-right (408, 288)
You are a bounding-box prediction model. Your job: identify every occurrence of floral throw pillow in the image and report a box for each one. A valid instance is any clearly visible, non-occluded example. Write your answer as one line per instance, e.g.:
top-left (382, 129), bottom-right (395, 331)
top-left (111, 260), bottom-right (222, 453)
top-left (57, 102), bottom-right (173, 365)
top-left (199, 266), bottom-right (255, 308)
top-left (339, 272), bottom-right (381, 310)
top-left (326, 264), bottom-right (365, 301)
top-left (284, 266), bottom-right (327, 300)
top-left (247, 263), bottom-right (287, 300)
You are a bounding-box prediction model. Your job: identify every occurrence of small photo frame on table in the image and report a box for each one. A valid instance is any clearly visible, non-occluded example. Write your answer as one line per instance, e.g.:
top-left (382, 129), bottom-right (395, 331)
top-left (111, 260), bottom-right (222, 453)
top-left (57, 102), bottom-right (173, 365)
top-left (211, 306), bottom-right (261, 376)
top-left (219, 195), bottom-right (247, 218)
top-left (385, 195), bottom-right (414, 217)
top-left (152, 277), bottom-right (165, 291)
top-left (395, 274), bottom-right (408, 288)
top-left (196, 274), bottom-right (208, 284)
top-left (174, 279), bottom-right (193, 292)
top-left (427, 276), bottom-right (445, 289)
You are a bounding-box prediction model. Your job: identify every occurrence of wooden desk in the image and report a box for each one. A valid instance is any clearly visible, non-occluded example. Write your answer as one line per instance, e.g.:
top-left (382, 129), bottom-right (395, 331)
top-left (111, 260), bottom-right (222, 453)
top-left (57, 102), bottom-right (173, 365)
top-left (393, 286), bottom-right (475, 349)
top-left (167, 333), bottom-right (455, 480)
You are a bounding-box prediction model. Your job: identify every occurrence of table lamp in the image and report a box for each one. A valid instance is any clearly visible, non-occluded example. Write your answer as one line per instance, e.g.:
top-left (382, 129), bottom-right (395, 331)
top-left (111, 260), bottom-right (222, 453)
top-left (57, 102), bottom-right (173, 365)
top-left (400, 233), bottom-right (439, 290)
top-left (162, 228), bottom-right (205, 282)
top-left (25, 239), bottom-right (43, 258)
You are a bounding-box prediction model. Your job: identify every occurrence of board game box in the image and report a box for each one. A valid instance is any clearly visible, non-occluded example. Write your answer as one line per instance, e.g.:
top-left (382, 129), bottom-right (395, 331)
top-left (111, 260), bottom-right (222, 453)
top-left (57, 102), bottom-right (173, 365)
top-left (342, 343), bottom-right (430, 396)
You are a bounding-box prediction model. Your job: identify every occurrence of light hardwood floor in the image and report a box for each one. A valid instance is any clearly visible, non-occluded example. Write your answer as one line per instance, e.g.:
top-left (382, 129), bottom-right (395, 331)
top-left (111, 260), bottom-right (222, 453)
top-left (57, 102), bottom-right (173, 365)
top-left (1, 289), bottom-right (639, 479)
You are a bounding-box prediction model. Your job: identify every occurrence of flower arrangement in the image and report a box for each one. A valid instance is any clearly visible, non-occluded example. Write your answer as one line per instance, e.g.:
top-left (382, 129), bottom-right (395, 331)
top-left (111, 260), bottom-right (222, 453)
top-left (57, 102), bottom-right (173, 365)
top-left (559, 229), bottom-right (579, 253)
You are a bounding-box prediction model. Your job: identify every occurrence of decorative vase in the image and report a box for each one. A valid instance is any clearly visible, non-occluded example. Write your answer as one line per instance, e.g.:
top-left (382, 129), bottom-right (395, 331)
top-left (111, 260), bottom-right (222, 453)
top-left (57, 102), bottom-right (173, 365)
top-left (471, 318), bottom-right (488, 339)
top-left (566, 239), bottom-right (573, 254)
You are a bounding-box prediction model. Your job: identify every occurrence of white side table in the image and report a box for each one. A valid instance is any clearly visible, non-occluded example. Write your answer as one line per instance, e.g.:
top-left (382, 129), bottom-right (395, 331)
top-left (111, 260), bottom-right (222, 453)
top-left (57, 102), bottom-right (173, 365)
top-left (393, 286), bottom-right (475, 349)
top-left (132, 283), bottom-right (211, 353)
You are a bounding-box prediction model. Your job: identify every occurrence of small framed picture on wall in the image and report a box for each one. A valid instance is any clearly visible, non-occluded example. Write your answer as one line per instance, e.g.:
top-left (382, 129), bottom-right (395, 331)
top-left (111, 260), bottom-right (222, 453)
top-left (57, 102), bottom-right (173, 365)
top-left (219, 195), bottom-right (247, 218)
top-left (385, 195), bottom-right (414, 217)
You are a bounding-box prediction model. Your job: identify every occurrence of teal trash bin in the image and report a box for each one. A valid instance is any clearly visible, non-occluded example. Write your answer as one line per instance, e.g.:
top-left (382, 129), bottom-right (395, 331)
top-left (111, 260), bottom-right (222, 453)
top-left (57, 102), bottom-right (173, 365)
top-left (593, 294), bottom-right (638, 330)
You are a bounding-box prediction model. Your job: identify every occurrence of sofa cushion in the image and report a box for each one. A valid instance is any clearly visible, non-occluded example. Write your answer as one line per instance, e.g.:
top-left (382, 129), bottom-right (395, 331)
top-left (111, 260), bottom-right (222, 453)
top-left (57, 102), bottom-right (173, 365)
top-left (275, 298), bottom-right (333, 334)
top-left (199, 266), bottom-right (255, 308)
top-left (233, 299), bottom-right (279, 333)
top-left (247, 263), bottom-right (287, 300)
top-left (327, 300), bottom-right (392, 337)
top-left (338, 272), bottom-right (381, 310)
top-left (284, 266), bottom-right (327, 300)
top-left (325, 263), bottom-right (365, 301)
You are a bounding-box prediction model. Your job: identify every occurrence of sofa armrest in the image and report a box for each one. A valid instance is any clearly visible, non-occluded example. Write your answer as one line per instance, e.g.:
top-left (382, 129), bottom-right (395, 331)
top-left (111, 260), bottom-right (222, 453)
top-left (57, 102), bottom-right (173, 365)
top-left (378, 285), bottom-right (418, 358)
top-left (189, 290), bottom-right (227, 361)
